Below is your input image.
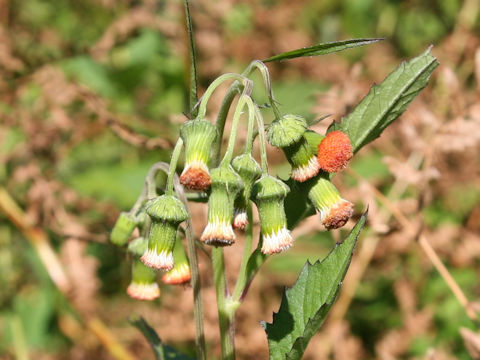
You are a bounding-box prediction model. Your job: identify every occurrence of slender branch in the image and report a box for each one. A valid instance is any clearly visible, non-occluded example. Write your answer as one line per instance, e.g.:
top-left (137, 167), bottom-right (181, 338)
top-left (166, 138), bottom-right (184, 196)
top-left (252, 101), bottom-right (269, 174)
top-left (220, 96), bottom-right (248, 166)
top-left (184, 0), bottom-right (198, 117)
top-left (212, 247), bottom-right (235, 360)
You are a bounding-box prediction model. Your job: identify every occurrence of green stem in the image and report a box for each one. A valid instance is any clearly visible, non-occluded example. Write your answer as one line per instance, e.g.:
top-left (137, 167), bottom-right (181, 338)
top-left (252, 102), bottom-right (269, 174)
top-left (212, 247), bottom-right (235, 360)
top-left (232, 203), bottom-right (254, 302)
top-left (166, 138), bottom-right (184, 196)
top-left (212, 83), bottom-right (242, 166)
top-left (197, 73), bottom-right (249, 120)
top-left (220, 96), bottom-right (248, 166)
top-left (184, 0), bottom-right (198, 117)
top-left (243, 60), bottom-right (281, 119)
top-left (244, 97), bottom-right (256, 154)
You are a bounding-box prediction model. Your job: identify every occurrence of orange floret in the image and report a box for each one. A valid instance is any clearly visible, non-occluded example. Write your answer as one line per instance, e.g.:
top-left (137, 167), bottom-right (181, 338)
top-left (317, 130), bottom-right (353, 173)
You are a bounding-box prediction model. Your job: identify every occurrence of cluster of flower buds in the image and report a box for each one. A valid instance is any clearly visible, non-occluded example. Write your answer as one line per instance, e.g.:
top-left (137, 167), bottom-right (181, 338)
top-left (111, 70), bottom-right (359, 302)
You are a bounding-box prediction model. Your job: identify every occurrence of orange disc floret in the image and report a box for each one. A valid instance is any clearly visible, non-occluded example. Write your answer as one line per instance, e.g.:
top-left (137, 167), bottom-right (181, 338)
top-left (317, 130), bottom-right (353, 173)
top-left (180, 165), bottom-right (211, 190)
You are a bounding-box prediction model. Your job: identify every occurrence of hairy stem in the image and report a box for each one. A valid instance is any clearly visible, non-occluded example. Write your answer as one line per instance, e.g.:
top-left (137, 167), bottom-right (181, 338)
top-left (166, 138), bottom-right (184, 196)
top-left (184, 0), bottom-right (198, 117)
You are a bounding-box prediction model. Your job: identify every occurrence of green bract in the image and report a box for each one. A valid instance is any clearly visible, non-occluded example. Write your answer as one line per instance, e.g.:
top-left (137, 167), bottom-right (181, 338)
top-left (251, 175), bottom-right (292, 255)
top-left (307, 174), bottom-right (354, 230)
top-left (141, 195), bottom-right (188, 270)
top-left (200, 166), bottom-right (244, 246)
top-left (231, 154), bottom-right (262, 230)
top-left (267, 114), bottom-right (307, 148)
top-left (179, 118), bottom-right (218, 190)
top-left (127, 258), bottom-right (160, 301)
top-left (110, 212), bottom-right (137, 246)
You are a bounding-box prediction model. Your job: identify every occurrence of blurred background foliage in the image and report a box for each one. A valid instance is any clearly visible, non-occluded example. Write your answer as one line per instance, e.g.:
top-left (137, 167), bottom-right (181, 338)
top-left (1, 0), bottom-right (480, 359)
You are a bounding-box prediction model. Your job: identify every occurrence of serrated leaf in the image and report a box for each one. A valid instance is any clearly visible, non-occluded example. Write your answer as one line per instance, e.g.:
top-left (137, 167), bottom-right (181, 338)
top-left (129, 316), bottom-right (193, 360)
top-left (264, 212), bottom-right (367, 360)
top-left (330, 47), bottom-right (438, 152)
top-left (263, 38), bottom-right (383, 62)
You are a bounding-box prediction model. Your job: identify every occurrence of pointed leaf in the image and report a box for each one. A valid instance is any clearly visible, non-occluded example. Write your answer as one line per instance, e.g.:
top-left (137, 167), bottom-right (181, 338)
top-left (129, 316), bottom-right (194, 360)
top-left (330, 47), bottom-right (438, 152)
top-left (264, 212), bottom-right (367, 360)
top-left (263, 38), bottom-right (383, 62)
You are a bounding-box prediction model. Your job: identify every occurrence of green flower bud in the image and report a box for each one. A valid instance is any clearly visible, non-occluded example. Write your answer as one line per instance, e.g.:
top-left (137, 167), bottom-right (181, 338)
top-left (162, 236), bottom-right (191, 285)
top-left (110, 212), bottom-right (137, 246)
top-left (251, 175), bottom-right (293, 254)
top-left (200, 166), bottom-right (244, 246)
top-left (307, 175), bottom-right (354, 230)
top-left (141, 195), bottom-right (188, 270)
top-left (180, 118), bottom-right (218, 190)
top-left (231, 154), bottom-right (261, 230)
top-left (127, 236), bottom-right (148, 256)
top-left (267, 115), bottom-right (319, 182)
top-left (127, 257), bottom-right (160, 301)
top-left (303, 130), bottom-right (325, 155)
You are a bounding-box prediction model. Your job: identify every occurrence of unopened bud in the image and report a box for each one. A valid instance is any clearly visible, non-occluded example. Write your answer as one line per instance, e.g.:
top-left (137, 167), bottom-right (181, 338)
top-left (251, 175), bottom-right (293, 254)
top-left (317, 130), bottom-right (353, 173)
top-left (141, 195), bottom-right (188, 270)
top-left (180, 119), bottom-right (217, 190)
top-left (307, 175), bottom-right (354, 229)
top-left (200, 166), bottom-right (244, 246)
top-left (231, 154), bottom-right (261, 230)
top-left (127, 258), bottom-right (160, 301)
top-left (110, 212), bottom-right (137, 246)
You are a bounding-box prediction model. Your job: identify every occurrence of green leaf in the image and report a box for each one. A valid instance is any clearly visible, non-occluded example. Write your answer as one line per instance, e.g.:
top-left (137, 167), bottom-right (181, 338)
top-left (263, 212), bottom-right (367, 360)
top-left (330, 47), bottom-right (438, 152)
top-left (263, 38), bottom-right (383, 62)
top-left (129, 316), bottom-right (194, 360)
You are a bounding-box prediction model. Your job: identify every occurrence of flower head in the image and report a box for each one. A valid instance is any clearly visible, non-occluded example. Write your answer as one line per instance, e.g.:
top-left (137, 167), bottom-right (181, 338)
top-left (141, 195), bottom-right (188, 270)
top-left (267, 115), bottom-right (320, 182)
top-left (317, 130), bottom-right (353, 173)
top-left (307, 175), bottom-right (354, 229)
top-left (180, 118), bottom-right (218, 190)
top-left (162, 236), bottom-right (191, 285)
top-left (127, 258), bottom-right (160, 301)
top-left (251, 175), bottom-right (293, 254)
top-left (231, 154), bottom-right (261, 230)
top-left (110, 212), bottom-right (137, 246)
top-left (200, 166), bottom-right (244, 246)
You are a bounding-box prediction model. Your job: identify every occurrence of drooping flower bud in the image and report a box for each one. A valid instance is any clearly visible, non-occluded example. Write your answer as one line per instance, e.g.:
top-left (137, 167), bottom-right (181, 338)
top-left (110, 212), bottom-right (137, 246)
top-left (179, 118), bottom-right (217, 190)
top-left (267, 114), bottom-right (320, 182)
top-left (317, 130), bottom-right (353, 173)
top-left (231, 154), bottom-right (261, 230)
top-left (251, 175), bottom-right (293, 254)
top-left (127, 257), bottom-right (160, 301)
top-left (162, 236), bottom-right (191, 285)
top-left (307, 175), bottom-right (354, 229)
top-left (141, 195), bottom-right (188, 270)
top-left (200, 166), bottom-right (244, 246)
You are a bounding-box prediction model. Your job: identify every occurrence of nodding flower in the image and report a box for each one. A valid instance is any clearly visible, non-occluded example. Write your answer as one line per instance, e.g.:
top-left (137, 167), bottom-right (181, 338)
top-left (141, 195), bottom-right (188, 270)
top-left (251, 175), bottom-right (293, 255)
top-left (231, 154), bottom-right (261, 230)
top-left (127, 257), bottom-right (160, 301)
top-left (110, 212), bottom-right (137, 246)
top-left (162, 236), bottom-right (191, 285)
top-left (179, 118), bottom-right (218, 190)
top-left (200, 166), bottom-right (244, 246)
top-left (307, 175), bottom-right (354, 230)
top-left (267, 114), bottom-right (320, 182)
top-left (317, 130), bottom-right (353, 173)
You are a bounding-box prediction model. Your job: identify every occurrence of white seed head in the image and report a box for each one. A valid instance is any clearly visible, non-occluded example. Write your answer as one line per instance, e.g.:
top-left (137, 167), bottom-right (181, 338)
top-left (200, 217), bottom-right (236, 246)
top-left (233, 209), bottom-right (248, 230)
top-left (141, 247), bottom-right (174, 270)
